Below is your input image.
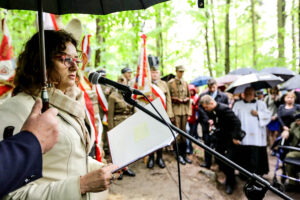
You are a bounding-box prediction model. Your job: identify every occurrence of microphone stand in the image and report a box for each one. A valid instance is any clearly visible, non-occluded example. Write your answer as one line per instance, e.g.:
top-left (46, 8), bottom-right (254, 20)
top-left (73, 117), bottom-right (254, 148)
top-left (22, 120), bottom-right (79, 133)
top-left (121, 90), bottom-right (292, 200)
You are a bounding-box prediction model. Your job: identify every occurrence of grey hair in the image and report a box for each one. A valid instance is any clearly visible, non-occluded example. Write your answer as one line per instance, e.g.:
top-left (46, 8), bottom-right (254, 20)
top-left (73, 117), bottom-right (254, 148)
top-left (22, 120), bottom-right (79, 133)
top-left (200, 95), bottom-right (216, 105)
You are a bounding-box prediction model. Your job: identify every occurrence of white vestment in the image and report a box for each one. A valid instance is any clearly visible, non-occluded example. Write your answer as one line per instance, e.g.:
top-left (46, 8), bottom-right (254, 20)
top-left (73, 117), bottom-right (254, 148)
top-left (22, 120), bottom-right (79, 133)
top-left (233, 100), bottom-right (271, 146)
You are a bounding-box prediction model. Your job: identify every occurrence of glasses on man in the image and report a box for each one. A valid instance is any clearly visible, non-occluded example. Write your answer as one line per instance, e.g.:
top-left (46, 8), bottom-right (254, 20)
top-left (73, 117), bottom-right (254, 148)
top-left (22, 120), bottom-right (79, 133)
top-left (55, 55), bottom-right (82, 68)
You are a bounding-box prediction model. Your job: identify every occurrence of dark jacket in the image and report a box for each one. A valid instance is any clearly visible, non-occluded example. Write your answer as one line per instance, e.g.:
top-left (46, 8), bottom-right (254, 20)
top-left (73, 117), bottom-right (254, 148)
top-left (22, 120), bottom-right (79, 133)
top-left (0, 131), bottom-right (42, 198)
top-left (198, 91), bottom-right (229, 133)
top-left (210, 103), bottom-right (241, 148)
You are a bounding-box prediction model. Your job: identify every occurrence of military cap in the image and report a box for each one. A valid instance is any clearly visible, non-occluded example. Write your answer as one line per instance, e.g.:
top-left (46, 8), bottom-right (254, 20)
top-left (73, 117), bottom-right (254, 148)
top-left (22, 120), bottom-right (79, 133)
top-left (175, 65), bottom-right (185, 72)
top-left (121, 67), bottom-right (132, 74)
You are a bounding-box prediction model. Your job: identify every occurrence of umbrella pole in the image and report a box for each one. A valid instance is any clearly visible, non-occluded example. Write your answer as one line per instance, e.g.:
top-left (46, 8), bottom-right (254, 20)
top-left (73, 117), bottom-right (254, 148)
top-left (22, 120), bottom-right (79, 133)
top-left (37, 0), bottom-right (49, 112)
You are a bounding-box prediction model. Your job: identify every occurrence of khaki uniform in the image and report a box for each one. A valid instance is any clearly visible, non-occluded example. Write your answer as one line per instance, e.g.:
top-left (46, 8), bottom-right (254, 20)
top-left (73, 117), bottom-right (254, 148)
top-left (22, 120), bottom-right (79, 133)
top-left (107, 91), bottom-right (135, 130)
top-left (168, 77), bottom-right (191, 156)
top-left (152, 79), bottom-right (174, 118)
top-left (286, 122), bottom-right (300, 185)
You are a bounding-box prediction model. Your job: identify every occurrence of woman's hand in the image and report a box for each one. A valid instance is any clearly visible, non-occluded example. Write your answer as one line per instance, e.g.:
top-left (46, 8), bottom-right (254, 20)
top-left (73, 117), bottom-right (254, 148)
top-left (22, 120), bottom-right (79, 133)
top-left (283, 126), bottom-right (289, 131)
top-left (80, 164), bottom-right (119, 194)
top-left (281, 130), bottom-right (289, 139)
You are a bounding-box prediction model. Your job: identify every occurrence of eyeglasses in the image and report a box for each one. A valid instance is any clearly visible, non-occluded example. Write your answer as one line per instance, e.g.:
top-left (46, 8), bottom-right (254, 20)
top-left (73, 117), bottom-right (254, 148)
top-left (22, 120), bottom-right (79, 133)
top-left (55, 55), bottom-right (82, 68)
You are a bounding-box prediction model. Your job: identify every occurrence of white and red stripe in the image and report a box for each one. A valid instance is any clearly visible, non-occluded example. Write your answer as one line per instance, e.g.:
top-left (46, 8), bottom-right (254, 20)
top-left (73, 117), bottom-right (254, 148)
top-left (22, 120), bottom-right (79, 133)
top-left (151, 84), bottom-right (166, 110)
top-left (43, 12), bottom-right (59, 31)
top-left (81, 34), bottom-right (91, 61)
top-left (95, 85), bottom-right (108, 123)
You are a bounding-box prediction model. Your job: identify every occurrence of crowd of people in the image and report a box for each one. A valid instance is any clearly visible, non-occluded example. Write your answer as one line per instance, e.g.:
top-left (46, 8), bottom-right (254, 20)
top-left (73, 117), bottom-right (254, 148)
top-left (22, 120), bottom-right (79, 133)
top-left (0, 29), bottom-right (300, 199)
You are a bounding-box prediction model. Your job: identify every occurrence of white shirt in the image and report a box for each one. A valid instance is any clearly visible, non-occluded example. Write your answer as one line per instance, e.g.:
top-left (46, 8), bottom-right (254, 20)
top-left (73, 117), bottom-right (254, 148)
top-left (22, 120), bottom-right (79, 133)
top-left (233, 100), bottom-right (271, 146)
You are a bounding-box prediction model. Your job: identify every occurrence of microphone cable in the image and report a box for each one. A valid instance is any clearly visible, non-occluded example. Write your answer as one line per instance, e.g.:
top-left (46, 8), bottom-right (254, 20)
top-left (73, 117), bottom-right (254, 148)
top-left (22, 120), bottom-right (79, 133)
top-left (139, 92), bottom-right (183, 200)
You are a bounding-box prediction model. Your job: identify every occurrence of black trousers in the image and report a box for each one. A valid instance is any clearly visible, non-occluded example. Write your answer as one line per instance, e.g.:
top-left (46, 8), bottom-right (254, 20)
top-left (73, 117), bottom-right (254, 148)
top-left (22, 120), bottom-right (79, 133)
top-left (203, 130), bottom-right (213, 166)
top-left (215, 145), bottom-right (236, 187)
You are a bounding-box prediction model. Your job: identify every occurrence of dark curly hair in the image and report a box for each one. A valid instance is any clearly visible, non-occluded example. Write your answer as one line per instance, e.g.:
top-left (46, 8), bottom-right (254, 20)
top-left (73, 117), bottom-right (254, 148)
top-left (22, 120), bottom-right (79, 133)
top-left (13, 30), bottom-right (77, 96)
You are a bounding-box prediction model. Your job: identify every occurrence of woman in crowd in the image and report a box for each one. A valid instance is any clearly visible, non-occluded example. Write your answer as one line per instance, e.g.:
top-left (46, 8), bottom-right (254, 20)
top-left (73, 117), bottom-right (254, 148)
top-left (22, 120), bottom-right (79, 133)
top-left (278, 91), bottom-right (300, 132)
top-left (264, 87), bottom-right (281, 146)
top-left (0, 30), bottom-right (118, 200)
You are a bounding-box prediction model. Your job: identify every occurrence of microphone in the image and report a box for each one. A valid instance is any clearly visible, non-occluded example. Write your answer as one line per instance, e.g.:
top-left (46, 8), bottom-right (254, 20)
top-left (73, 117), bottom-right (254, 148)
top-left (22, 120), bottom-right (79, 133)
top-left (88, 72), bottom-right (142, 95)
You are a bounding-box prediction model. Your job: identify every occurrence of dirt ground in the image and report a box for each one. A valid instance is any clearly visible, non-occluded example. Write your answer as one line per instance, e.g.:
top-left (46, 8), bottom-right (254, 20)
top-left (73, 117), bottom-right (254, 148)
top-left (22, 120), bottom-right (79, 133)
top-left (106, 144), bottom-right (300, 200)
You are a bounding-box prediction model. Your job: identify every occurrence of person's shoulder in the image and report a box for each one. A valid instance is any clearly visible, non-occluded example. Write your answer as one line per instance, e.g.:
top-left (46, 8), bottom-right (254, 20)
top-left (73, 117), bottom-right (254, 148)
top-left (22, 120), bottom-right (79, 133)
top-left (168, 78), bottom-right (175, 84)
top-left (158, 79), bottom-right (167, 86)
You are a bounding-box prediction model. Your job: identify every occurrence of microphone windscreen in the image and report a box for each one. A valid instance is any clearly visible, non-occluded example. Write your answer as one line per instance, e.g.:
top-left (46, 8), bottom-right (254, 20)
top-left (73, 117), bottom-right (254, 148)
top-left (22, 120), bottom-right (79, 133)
top-left (88, 72), bottom-right (100, 84)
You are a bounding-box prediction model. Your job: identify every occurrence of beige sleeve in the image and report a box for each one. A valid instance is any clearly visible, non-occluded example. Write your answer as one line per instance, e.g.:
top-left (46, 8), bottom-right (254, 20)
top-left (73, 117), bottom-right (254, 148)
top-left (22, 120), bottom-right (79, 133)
top-left (4, 177), bottom-right (82, 200)
top-left (107, 95), bottom-right (115, 130)
top-left (165, 84), bottom-right (174, 118)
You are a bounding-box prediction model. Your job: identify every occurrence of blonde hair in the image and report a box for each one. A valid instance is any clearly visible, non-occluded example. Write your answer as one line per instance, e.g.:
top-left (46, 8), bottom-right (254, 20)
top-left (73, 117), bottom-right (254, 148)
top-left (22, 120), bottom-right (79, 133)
top-left (285, 91), bottom-right (296, 99)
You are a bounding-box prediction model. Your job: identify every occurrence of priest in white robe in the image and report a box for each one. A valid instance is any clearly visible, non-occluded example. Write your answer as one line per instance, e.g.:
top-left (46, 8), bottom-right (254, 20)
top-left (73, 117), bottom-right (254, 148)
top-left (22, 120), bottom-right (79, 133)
top-left (233, 87), bottom-right (272, 175)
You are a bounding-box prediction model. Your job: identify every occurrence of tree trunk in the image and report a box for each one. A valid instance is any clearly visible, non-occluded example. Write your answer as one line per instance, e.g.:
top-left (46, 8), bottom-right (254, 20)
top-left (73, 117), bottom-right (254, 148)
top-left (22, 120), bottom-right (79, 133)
top-left (251, 0), bottom-right (257, 68)
top-left (205, 9), bottom-right (213, 77)
top-left (94, 17), bottom-right (105, 67)
top-left (155, 7), bottom-right (164, 75)
top-left (210, 0), bottom-right (218, 64)
top-left (277, 0), bottom-right (286, 64)
top-left (225, 0), bottom-right (231, 74)
top-left (292, 0), bottom-right (297, 71)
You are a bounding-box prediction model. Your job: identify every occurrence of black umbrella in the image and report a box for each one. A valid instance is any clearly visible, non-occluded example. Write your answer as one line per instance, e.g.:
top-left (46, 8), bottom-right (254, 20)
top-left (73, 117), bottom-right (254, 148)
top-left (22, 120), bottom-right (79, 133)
top-left (280, 75), bottom-right (300, 90)
top-left (226, 73), bottom-right (283, 94)
top-left (0, 0), bottom-right (168, 110)
top-left (161, 73), bottom-right (175, 82)
top-left (228, 67), bottom-right (258, 75)
top-left (260, 67), bottom-right (296, 81)
top-left (0, 0), bottom-right (168, 15)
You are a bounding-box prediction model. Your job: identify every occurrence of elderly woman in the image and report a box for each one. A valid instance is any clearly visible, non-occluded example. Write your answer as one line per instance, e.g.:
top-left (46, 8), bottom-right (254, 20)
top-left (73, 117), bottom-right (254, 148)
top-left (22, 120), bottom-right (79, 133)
top-left (0, 30), bottom-right (118, 200)
top-left (278, 91), bottom-right (300, 132)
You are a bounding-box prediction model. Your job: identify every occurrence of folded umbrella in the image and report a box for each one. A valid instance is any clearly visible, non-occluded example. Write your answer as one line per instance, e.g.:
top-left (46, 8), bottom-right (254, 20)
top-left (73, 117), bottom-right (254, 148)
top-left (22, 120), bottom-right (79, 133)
top-left (260, 67), bottom-right (296, 81)
top-left (226, 73), bottom-right (283, 94)
top-left (280, 75), bottom-right (300, 90)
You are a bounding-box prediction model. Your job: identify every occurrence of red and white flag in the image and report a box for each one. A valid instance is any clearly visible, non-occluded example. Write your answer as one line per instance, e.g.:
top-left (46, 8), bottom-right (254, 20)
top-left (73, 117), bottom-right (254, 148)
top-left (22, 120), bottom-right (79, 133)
top-left (134, 34), bottom-right (152, 101)
top-left (81, 33), bottom-right (92, 65)
top-left (0, 17), bottom-right (14, 97)
top-left (43, 12), bottom-right (59, 31)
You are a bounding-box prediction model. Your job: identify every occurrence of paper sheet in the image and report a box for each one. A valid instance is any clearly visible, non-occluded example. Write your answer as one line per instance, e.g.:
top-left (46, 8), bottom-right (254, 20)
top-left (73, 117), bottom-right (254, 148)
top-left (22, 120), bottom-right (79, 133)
top-left (108, 98), bottom-right (176, 170)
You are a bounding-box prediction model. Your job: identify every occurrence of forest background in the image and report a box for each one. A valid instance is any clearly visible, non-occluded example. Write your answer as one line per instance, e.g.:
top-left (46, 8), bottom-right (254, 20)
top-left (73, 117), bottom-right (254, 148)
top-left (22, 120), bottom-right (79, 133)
top-left (0, 0), bottom-right (299, 82)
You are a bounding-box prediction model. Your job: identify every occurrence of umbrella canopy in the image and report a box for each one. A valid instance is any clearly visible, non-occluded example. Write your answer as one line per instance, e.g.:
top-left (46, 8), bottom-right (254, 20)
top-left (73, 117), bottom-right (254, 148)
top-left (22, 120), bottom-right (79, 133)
top-left (260, 67), bottom-right (296, 81)
top-left (280, 75), bottom-right (300, 90)
top-left (190, 76), bottom-right (211, 87)
top-left (161, 73), bottom-right (175, 82)
top-left (228, 67), bottom-right (258, 75)
top-left (226, 73), bottom-right (283, 94)
top-left (0, 0), bottom-right (168, 15)
top-left (215, 74), bottom-right (241, 86)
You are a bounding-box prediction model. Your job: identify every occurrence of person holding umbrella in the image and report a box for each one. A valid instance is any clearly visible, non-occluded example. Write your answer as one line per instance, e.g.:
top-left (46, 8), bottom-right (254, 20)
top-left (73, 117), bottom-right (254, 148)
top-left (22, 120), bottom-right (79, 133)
top-left (0, 30), bottom-right (118, 200)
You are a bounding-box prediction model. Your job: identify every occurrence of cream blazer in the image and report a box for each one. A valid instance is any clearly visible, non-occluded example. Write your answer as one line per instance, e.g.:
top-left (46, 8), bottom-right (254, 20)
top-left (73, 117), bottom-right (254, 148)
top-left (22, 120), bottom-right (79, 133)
top-left (0, 93), bottom-right (107, 200)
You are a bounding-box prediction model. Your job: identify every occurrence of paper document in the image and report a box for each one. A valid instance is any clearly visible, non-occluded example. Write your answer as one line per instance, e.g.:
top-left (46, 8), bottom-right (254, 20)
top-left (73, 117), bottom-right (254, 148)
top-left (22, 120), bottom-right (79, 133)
top-left (108, 98), bottom-right (176, 170)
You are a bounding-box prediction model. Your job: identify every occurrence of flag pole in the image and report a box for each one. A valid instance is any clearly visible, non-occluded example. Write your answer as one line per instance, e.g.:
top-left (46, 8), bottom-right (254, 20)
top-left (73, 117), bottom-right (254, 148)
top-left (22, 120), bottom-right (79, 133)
top-left (37, 0), bottom-right (49, 112)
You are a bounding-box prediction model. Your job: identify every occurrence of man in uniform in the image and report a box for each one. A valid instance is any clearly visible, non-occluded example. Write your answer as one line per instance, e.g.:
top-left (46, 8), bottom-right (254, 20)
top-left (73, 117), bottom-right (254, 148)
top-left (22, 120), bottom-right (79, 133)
top-left (168, 65), bottom-right (192, 165)
top-left (121, 67), bottom-right (134, 87)
top-left (198, 78), bottom-right (229, 169)
top-left (146, 55), bottom-right (174, 169)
